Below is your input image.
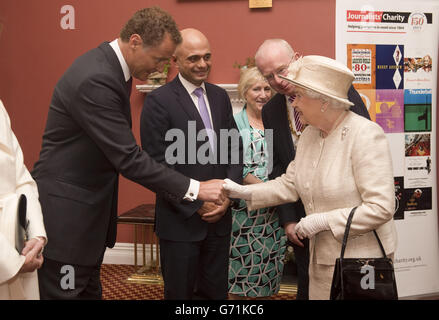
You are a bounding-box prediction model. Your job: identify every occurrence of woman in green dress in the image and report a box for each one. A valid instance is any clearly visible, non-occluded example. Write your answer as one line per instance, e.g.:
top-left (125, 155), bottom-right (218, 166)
top-left (228, 67), bottom-right (287, 299)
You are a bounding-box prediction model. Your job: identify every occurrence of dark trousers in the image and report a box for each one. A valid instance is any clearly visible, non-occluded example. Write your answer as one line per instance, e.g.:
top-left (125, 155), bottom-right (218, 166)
top-left (291, 238), bottom-right (310, 300)
top-left (38, 252), bottom-right (105, 300)
top-left (159, 225), bottom-right (230, 300)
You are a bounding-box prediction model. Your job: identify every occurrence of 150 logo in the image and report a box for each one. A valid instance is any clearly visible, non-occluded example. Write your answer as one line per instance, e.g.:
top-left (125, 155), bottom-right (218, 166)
top-left (409, 12), bottom-right (427, 32)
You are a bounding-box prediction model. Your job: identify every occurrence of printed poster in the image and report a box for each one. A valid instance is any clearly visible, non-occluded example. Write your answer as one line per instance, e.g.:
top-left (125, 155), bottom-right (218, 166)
top-left (376, 44), bottom-right (404, 89)
top-left (347, 44), bottom-right (376, 88)
top-left (375, 89), bottom-right (404, 133)
top-left (404, 89), bottom-right (432, 132)
top-left (394, 176), bottom-right (405, 220)
top-left (336, 0), bottom-right (439, 298)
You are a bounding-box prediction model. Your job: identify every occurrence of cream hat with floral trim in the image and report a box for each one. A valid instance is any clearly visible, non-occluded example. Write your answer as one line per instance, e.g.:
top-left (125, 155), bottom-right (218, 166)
top-left (279, 55), bottom-right (354, 106)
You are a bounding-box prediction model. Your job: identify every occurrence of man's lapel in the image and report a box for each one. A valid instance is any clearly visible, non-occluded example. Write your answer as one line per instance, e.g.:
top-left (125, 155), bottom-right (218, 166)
top-left (171, 77), bottom-right (222, 132)
top-left (204, 83), bottom-right (222, 134)
top-left (99, 42), bottom-right (132, 127)
top-left (275, 95), bottom-right (296, 161)
top-left (170, 76), bottom-right (205, 130)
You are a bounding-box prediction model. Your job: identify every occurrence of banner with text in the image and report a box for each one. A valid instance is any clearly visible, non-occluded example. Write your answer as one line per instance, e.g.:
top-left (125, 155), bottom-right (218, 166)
top-left (336, 0), bottom-right (439, 298)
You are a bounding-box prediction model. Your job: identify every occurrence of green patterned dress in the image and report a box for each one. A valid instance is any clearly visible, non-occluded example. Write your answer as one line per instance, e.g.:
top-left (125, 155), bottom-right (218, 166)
top-left (228, 106), bottom-right (287, 297)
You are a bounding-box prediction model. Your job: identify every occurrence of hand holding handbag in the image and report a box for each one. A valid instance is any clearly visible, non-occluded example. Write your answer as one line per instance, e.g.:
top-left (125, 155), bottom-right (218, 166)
top-left (15, 194), bottom-right (29, 253)
top-left (330, 207), bottom-right (398, 300)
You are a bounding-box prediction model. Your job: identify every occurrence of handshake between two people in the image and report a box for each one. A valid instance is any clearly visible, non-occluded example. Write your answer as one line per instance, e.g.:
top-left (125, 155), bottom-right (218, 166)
top-left (199, 178), bottom-right (330, 241)
top-left (196, 178), bottom-right (250, 224)
top-left (198, 178), bottom-right (251, 204)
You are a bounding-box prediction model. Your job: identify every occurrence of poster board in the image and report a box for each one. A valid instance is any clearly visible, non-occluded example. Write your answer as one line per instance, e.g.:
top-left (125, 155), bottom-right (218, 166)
top-left (336, 0), bottom-right (439, 298)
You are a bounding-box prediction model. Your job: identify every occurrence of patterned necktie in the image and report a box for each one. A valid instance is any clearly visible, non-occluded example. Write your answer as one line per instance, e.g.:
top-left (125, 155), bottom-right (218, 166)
top-left (288, 95), bottom-right (303, 133)
top-left (193, 87), bottom-right (214, 148)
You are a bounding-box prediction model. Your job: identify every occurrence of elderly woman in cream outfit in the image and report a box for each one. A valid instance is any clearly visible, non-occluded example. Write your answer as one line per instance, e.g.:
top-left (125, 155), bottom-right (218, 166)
top-left (224, 55), bottom-right (397, 300)
top-left (0, 100), bottom-right (47, 299)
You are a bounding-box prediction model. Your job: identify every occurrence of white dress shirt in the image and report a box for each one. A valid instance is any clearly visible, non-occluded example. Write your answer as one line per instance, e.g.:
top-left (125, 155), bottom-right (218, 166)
top-left (109, 39), bottom-right (131, 82)
top-left (178, 73), bottom-right (214, 128)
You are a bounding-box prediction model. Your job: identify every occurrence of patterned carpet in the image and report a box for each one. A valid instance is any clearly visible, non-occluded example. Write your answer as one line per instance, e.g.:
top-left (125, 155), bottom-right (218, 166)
top-left (101, 264), bottom-right (296, 300)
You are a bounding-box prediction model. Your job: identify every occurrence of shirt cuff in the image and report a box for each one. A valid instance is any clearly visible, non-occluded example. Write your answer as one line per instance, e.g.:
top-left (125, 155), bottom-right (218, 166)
top-left (183, 179), bottom-right (200, 201)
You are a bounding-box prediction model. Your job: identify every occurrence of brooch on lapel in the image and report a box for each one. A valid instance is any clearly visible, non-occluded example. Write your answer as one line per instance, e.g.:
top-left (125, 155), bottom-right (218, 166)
top-left (341, 126), bottom-right (349, 140)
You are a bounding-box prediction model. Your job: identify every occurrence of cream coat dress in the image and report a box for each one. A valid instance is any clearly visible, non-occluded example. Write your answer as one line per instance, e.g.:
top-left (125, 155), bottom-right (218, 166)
top-left (247, 111), bottom-right (397, 299)
top-left (0, 100), bottom-right (47, 299)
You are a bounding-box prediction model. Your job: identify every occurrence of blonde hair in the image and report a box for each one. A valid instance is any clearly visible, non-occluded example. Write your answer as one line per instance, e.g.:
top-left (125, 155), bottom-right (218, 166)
top-left (237, 67), bottom-right (272, 100)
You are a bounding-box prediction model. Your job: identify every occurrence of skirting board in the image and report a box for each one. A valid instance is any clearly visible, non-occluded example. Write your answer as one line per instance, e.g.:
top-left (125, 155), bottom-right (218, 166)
top-left (103, 242), bottom-right (158, 265)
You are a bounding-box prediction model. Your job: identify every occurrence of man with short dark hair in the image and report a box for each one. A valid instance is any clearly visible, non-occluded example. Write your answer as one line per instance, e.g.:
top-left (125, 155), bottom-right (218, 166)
top-left (255, 39), bottom-right (370, 300)
top-left (141, 28), bottom-right (243, 300)
top-left (33, 7), bottom-right (225, 300)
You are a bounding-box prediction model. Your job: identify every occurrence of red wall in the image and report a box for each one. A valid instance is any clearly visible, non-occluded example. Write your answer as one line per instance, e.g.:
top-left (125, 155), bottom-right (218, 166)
top-left (0, 0), bottom-right (436, 242)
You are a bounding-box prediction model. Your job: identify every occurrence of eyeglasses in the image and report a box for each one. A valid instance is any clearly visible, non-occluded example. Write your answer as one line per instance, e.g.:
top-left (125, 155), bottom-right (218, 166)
top-left (263, 57), bottom-right (294, 82)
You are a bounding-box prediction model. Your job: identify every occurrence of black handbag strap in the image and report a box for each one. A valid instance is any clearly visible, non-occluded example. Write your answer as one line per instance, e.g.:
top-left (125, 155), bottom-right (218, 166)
top-left (340, 207), bottom-right (387, 259)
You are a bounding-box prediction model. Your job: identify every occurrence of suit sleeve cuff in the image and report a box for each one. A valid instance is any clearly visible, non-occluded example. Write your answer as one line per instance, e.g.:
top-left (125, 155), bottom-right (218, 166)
top-left (183, 179), bottom-right (199, 202)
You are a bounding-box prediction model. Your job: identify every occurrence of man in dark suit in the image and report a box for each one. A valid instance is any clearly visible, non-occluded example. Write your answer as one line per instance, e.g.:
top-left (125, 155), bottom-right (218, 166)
top-left (140, 28), bottom-right (243, 300)
top-left (254, 39), bottom-right (370, 300)
top-left (32, 7), bottom-right (226, 300)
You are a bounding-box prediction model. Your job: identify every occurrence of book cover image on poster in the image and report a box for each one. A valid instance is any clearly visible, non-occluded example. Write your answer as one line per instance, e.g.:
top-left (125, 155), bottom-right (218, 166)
top-left (375, 89), bottom-right (404, 133)
top-left (405, 133), bottom-right (430, 157)
top-left (403, 47), bottom-right (433, 89)
top-left (376, 44), bottom-right (404, 89)
top-left (404, 187), bottom-right (432, 211)
top-left (404, 89), bottom-right (432, 132)
top-left (405, 156), bottom-right (432, 188)
top-left (347, 44), bottom-right (376, 89)
top-left (404, 54), bottom-right (433, 73)
top-left (357, 89), bottom-right (376, 122)
top-left (394, 177), bottom-right (405, 220)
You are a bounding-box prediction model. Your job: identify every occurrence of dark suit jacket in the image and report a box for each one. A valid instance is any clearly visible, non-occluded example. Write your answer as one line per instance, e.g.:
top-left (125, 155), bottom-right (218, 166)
top-left (262, 85), bottom-right (370, 225)
top-left (32, 42), bottom-right (190, 266)
top-left (140, 76), bottom-right (243, 241)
